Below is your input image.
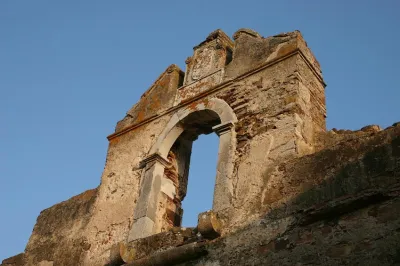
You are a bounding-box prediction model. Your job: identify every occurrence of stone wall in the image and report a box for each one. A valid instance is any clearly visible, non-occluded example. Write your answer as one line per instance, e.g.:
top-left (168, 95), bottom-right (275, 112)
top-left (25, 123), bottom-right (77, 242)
top-left (23, 189), bottom-right (97, 266)
top-left (172, 123), bottom-right (400, 266)
top-left (3, 28), bottom-right (398, 266)
top-left (81, 116), bottom-right (173, 265)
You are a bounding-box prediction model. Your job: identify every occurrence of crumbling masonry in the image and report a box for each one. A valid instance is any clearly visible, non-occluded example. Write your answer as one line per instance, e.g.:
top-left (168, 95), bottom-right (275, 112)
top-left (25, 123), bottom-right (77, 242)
top-left (2, 28), bottom-right (400, 266)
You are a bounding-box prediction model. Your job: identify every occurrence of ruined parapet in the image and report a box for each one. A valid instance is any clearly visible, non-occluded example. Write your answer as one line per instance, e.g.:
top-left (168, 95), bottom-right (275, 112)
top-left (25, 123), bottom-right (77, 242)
top-left (5, 28), bottom-right (397, 266)
top-left (4, 28), bottom-right (329, 266)
top-left (112, 28), bottom-right (326, 156)
top-left (7, 189), bottom-right (98, 266)
top-left (115, 64), bottom-right (184, 132)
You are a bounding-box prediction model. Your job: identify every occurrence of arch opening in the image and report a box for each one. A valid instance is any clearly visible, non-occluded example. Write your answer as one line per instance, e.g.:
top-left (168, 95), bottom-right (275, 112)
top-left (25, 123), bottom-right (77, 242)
top-left (160, 110), bottom-right (221, 230)
top-left (128, 98), bottom-right (237, 241)
top-left (181, 133), bottom-right (219, 227)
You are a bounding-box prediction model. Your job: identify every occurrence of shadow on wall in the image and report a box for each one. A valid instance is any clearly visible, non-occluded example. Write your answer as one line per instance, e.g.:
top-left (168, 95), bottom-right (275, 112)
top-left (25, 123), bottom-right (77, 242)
top-left (208, 124), bottom-right (400, 265)
top-left (110, 124), bottom-right (400, 266)
top-left (4, 125), bottom-right (399, 266)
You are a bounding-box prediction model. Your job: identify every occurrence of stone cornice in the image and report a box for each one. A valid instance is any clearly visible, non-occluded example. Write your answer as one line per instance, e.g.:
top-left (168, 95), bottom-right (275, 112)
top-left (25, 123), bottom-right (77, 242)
top-left (107, 49), bottom-right (325, 141)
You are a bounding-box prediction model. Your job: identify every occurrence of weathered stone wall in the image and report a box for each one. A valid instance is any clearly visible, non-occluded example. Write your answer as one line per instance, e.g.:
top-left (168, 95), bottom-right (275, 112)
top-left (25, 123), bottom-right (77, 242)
top-left (7, 116), bottom-right (174, 266)
top-left (116, 65), bottom-right (184, 131)
top-left (24, 189), bottom-right (97, 266)
top-left (173, 123), bottom-right (400, 266)
top-left (4, 28), bottom-right (398, 266)
top-left (81, 115), bottom-right (173, 265)
top-left (217, 55), bottom-right (306, 230)
top-left (113, 123), bottom-right (400, 266)
top-left (3, 28), bottom-right (327, 265)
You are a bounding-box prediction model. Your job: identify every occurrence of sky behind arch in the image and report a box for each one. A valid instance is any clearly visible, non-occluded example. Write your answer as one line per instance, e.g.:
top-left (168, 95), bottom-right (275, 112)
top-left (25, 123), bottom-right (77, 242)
top-left (1, 0), bottom-right (399, 261)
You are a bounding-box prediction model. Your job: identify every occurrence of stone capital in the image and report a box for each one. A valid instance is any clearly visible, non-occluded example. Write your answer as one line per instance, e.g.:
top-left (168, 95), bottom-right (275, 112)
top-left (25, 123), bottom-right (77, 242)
top-left (139, 153), bottom-right (170, 169)
top-left (212, 121), bottom-right (235, 136)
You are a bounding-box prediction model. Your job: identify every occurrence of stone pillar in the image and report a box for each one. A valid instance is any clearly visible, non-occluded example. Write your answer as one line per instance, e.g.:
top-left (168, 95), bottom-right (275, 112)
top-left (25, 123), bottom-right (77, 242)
top-left (128, 153), bottom-right (170, 241)
top-left (212, 121), bottom-right (236, 211)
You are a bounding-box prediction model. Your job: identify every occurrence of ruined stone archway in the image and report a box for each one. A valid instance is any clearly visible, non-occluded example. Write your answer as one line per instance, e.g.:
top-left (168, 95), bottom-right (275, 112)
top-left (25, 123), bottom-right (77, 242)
top-left (129, 98), bottom-right (237, 241)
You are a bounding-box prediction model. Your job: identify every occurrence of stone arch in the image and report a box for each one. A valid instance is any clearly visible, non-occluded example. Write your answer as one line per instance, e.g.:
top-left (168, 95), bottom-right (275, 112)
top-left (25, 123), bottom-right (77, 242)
top-left (149, 98), bottom-right (237, 158)
top-left (128, 98), bottom-right (237, 241)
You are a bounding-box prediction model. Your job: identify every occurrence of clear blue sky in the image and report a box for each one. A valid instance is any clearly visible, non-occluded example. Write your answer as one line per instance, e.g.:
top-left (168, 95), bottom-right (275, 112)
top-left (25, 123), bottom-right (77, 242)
top-left (1, 0), bottom-right (399, 261)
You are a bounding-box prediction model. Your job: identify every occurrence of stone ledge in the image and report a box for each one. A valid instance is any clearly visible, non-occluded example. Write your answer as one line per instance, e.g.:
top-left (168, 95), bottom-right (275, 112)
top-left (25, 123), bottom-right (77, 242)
top-left (121, 227), bottom-right (199, 264)
top-left (124, 242), bottom-right (207, 266)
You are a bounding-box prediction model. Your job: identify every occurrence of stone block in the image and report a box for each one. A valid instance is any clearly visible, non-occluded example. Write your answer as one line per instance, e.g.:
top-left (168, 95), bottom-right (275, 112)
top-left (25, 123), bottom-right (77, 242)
top-left (122, 227), bottom-right (197, 263)
top-left (197, 211), bottom-right (222, 239)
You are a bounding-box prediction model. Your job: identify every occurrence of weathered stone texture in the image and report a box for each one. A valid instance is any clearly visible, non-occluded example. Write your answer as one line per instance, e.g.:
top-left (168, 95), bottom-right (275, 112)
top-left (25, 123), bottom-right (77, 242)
top-left (225, 30), bottom-right (321, 79)
top-left (184, 29), bottom-right (233, 86)
top-left (1, 254), bottom-right (24, 266)
top-left (175, 123), bottom-right (400, 266)
top-left (23, 188), bottom-right (97, 266)
top-left (213, 53), bottom-right (323, 230)
top-left (81, 116), bottom-right (172, 265)
top-left (116, 65), bottom-right (183, 132)
top-left (120, 227), bottom-right (197, 264)
top-left (3, 28), bottom-right (398, 266)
